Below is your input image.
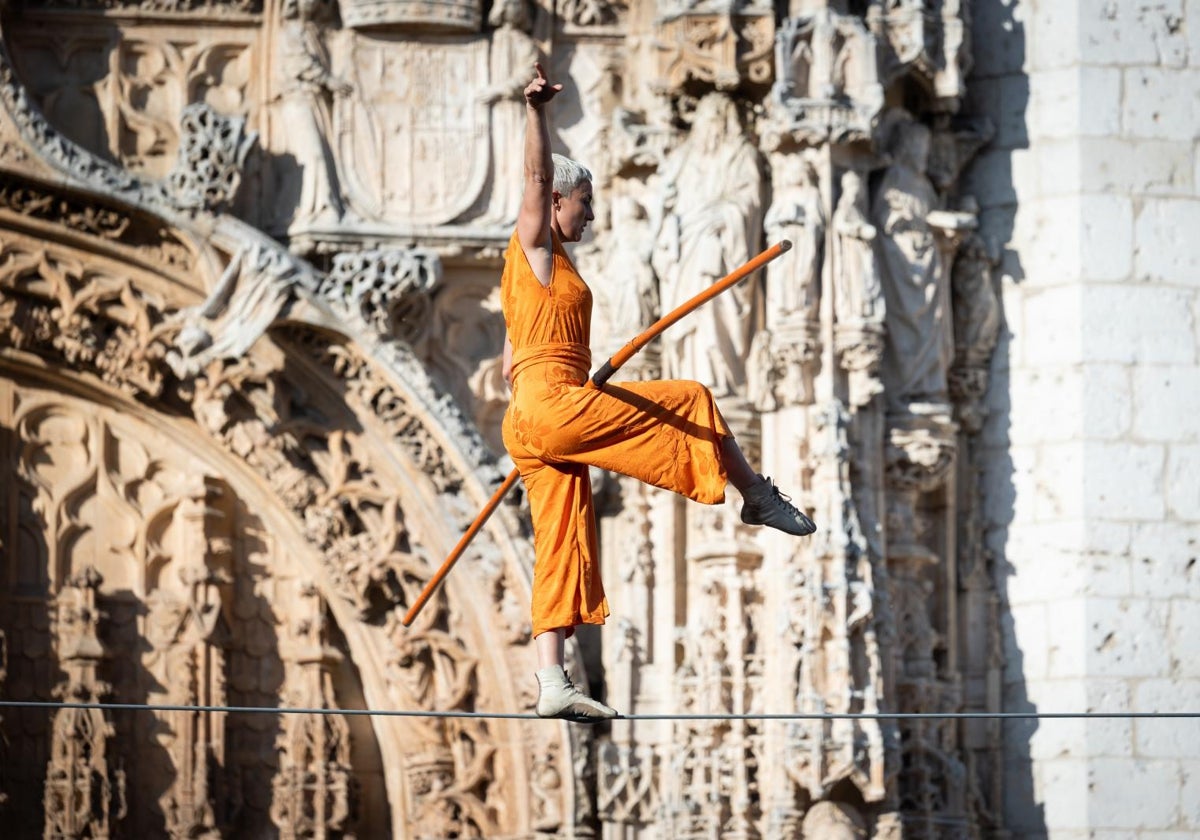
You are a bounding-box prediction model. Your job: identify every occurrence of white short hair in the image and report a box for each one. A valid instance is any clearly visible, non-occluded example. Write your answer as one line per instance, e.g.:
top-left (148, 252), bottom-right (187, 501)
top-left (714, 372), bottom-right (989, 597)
top-left (552, 153), bottom-right (592, 196)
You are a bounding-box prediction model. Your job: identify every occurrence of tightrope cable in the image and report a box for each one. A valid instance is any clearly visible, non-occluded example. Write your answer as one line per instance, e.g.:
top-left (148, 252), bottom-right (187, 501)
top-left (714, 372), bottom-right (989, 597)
top-left (2, 700), bottom-right (1198, 722)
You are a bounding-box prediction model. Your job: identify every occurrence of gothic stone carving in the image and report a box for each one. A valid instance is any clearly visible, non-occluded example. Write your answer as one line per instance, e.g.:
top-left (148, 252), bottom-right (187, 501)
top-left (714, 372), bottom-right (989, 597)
top-left (831, 168), bottom-right (885, 409)
top-left (870, 0), bottom-right (971, 111)
top-left (651, 92), bottom-right (763, 399)
top-left (271, 583), bottom-right (357, 836)
top-left (44, 568), bottom-right (126, 840)
top-left (340, 0), bottom-right (482, 32)
top-left (477, 0), bottom-right (538, 228)
top-left (166, 102), bottom-right (256, 213)
top-left (144, 475), bottom-right (238, 836)
top-left (320, 247), bottom-right (440, 345)
top-left (15, 1), bottom-right (262, 12)
top-left (751, 149), bottom-right (824, 411)
top-left (167, 239), bottom-right (320, 379)
top-left (273, 0), bottom-right (356, 237)
top-left (0, 233), bottom-right (180, 399)
top-left (771, 9), bottom-right (884, 145)
top-left (331, 37), bottom-right (491, 229)
top-left (557, 0), bottom-right (629, 31)
top-left (654, 0), bottom-right (774, 93)
top-left (948, 231), bottom-right (1000, 435)
top-left (0, 171), bottom-right (195, 271)
top-left (5, 17), bottom-right (259, 183)
top-left (873, 110), bottom-right (955, 416)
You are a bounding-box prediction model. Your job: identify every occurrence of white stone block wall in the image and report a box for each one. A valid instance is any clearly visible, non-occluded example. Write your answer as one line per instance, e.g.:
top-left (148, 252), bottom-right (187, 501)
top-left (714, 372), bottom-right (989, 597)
top-left (968, 0), bottom-right (1200, 835)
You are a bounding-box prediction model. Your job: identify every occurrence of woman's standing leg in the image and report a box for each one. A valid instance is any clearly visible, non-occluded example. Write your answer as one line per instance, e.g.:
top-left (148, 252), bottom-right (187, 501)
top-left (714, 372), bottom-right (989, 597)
top-left (533, 627), bottom-right (617, 721)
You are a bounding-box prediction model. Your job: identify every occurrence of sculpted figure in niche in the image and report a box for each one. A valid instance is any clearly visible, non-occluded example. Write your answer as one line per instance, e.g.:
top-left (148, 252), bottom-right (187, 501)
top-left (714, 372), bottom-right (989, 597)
top-left (589, 194), bottom-right (659, 359)
top-left (273, 0), bottom-right (353, 233)
top-left (764, 151), bottom-right (824, 323)
top-left (832, 165), bottom-right (885, 409)
top-left (786, 11), bottom-right (837, 100)
top-left (652, 92), bottom-right (764, 397)
top-left (871, 113), bottom-right (953, 412)
top-left (832, 169), bottom-right (881, 325)
top-left (478, 0), bottom-right (538, 226)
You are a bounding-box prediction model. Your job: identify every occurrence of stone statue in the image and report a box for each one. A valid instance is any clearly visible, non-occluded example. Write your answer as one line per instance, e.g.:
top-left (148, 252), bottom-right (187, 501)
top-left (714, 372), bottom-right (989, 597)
top-left (832, 168), bottom-right (885, 404)
top-left (764, 150), bottom-right (824, 322)
top-left (652, 93), bottom-right (764, 396)
top-left (589, 194), bottom-right (659, 359)
top-left (949, 230), bottom-right (1001, 432)
top-left (832, 169), bottom-right (881, 325)
top-left (273, 0), bottom-right (352, 233)
top-left (871, 112), bottom-right (953, 413)
top-left (478, 0), bottom-right (537, 226)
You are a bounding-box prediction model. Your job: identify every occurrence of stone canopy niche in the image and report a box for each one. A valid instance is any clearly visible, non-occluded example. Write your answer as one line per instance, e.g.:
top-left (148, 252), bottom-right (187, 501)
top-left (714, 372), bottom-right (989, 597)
top-left (340, 0), bottom-right (483, 32)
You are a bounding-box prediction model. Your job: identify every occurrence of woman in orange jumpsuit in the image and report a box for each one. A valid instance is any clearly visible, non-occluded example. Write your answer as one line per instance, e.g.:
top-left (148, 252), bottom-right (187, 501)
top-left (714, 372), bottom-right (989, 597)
top-left (504, 64), bottom-right (815, 722)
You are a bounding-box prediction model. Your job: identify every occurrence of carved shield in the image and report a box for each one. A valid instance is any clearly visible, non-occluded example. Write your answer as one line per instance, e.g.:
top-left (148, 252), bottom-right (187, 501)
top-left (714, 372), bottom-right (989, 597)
top-left (336, 37), bottom-right (490, 227)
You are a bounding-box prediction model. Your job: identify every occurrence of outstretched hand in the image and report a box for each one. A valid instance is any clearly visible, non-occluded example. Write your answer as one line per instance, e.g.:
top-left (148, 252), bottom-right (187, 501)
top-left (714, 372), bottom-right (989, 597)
top-left (524, 62), bottom-right (563, 109)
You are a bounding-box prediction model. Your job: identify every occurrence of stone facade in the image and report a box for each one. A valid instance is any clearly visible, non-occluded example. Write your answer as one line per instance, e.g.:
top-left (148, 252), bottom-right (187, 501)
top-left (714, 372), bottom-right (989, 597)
top-left (966, 0), bottom-right (1200, 837)
top-left (0, 0), bottom-right (1193, 837)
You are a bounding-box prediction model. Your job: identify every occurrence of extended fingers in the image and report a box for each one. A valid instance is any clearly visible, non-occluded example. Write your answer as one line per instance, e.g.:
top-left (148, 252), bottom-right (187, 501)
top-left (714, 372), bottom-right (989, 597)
top-left (524, 65), bottom-right (564, 104)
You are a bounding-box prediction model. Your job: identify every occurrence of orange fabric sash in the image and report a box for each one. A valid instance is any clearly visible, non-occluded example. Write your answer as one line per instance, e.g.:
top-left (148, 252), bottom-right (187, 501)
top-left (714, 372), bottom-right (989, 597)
top-left (510, 341), bottom-right (592, 383)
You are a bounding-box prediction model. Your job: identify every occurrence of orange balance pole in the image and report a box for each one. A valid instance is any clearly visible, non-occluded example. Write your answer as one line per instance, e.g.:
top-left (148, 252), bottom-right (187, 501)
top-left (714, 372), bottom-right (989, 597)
top-left (401, 239), bottom-right (792, 627)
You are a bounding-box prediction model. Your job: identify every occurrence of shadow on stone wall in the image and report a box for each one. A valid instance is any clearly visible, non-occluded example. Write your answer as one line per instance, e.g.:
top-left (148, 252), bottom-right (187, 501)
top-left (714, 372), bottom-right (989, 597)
top-left (963, 0), bottom-right (1041, 833)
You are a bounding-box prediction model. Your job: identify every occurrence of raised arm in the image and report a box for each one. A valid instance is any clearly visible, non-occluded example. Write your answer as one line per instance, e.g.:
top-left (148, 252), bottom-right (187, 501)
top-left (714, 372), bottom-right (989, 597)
top-left (517, 62), bottom-right (561, 287)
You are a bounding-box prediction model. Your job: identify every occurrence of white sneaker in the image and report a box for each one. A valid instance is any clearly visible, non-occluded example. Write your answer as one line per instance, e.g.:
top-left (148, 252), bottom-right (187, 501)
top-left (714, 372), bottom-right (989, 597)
top-left (741, 476), bottom-right (816, 536)
top-left (535, 667), bottom-right (618, 723)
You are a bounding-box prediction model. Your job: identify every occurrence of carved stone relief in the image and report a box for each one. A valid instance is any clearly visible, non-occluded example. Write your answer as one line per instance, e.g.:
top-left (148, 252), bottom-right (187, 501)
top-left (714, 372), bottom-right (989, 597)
top-left (271, 582), bottom-right (356, 837)
top-left (771, 8), bottom-right (883, 144)
top-left (654, 0), bottom-right (774, 94)
top-left (329, 36), bottom-right (491, 230)
top-left (651, 91), bottom-right (764, 399)
top-left (320, 247), bottom-right (440, 343)
top-left (477, 0), bottom-right (538, 229)
top-left (166, 101), bottom-right (256, 211)
top-left (340, 0), bottom-right (482, 32)
top-left (6, 15), bottom-right (259, 181)
top-left (271, 0), bottom-right (354, 237)
top-left (44, 568), bottom-right (125, 840)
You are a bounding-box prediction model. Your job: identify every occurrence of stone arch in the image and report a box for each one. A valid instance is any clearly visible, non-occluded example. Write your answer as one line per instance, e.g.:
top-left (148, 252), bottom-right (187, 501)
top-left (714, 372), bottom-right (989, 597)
top-left (0, 56), bottom-right (577, 838)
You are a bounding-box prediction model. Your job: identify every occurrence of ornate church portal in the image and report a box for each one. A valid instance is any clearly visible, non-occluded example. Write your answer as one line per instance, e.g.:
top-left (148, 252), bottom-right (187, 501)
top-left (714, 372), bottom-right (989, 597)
top-left (0, 0), bottom-right (1005, 836)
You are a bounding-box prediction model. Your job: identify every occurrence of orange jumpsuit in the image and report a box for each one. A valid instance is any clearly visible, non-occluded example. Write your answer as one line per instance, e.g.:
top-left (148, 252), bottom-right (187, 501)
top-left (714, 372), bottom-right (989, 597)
top-left (500, 232), bottom-right (731, 638)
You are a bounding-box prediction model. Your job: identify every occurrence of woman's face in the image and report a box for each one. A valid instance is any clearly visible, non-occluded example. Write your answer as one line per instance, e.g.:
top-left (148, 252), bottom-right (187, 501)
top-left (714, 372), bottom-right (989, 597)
top-left (553, 181), bottom-right (595, 242)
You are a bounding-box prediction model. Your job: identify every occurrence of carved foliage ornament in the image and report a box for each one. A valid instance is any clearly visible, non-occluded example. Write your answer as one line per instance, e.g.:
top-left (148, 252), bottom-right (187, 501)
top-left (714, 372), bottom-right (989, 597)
top-left (0, 172), bottom-right (194, 270)
top-left (0, 235), bottom-right (176, 399)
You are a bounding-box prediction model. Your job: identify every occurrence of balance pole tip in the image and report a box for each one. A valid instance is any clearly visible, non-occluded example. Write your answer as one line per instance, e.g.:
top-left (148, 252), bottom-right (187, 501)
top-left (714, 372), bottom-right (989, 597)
top-left (779, 239), bottom-right (793, 252)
